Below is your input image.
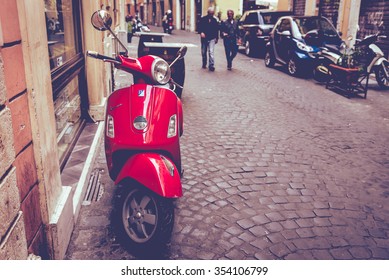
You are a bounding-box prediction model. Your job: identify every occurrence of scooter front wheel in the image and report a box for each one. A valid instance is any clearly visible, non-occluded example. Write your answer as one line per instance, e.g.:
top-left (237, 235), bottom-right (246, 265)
top-left (118, 185), bottom-right (174, 253)
top-left (375, 63), bottom-right (389, 89)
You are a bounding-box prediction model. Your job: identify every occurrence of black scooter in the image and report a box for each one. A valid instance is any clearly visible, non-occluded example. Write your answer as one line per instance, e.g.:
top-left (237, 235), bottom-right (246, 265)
top-left (313, 32), bottom-right (389, 89)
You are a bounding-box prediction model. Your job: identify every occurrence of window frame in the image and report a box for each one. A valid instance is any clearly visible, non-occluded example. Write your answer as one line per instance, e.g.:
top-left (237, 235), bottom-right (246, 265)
top-left (45, 0), bottom-right (89, 169)
top-left (49, 0), bottom-right (84, 99)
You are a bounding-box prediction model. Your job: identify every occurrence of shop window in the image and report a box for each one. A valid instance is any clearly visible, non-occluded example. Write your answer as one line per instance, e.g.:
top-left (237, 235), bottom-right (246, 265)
top-left (44, 0), bottom-right (87, 169)
top-left (54, 75), bottom-right (82, 163)
top-left (45, 0), bottom-right (78, 70)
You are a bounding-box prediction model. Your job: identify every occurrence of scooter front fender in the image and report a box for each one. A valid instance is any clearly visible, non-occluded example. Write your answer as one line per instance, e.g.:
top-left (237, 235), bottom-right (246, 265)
top-left (115, 153), bottom-right (183, 198)
top-left (374, 57), bottom-right (388, 66)
top-left (368, 57), bottom-right (388, 73)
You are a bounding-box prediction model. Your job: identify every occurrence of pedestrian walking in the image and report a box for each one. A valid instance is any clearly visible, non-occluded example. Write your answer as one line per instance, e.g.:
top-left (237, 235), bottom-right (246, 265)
top-left (220, 9), bottom-right (239, 70)
top-left (134, 15), bottom-right (141, 32)
top-left (126, 15), bottom-right (134, 43)
top-left (198, 7), bottom-right (219, 71)
top-left (162, 12), bottom-right (168, 32)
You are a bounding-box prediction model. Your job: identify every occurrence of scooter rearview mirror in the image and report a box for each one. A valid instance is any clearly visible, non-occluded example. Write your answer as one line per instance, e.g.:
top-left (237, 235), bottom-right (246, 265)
top-left (170, 46), bottom-right (187, 68)
top-left (176, 46), bottom-right (188, 59)
top-left (91, 10), bottom-right (112, 31)
top-left (91, 10), bottom-right (129, 57)
top-left (378, 21), bottom-right (385, 33)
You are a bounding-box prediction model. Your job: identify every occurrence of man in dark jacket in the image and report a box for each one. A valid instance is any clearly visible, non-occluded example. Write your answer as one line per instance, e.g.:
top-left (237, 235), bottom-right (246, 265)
top-left (198, 7), bottom-right (219, 71)
top-left (220, 9), bottom-right (239, 70)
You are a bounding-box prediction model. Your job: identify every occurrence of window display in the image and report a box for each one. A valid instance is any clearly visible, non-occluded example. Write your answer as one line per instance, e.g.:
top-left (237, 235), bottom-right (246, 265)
top-left (54, 75), bottom-right (82, 163)
top-left (45, 0), bottom-right (77, 69)
top-left (44, 0), bottom-right (86, 167)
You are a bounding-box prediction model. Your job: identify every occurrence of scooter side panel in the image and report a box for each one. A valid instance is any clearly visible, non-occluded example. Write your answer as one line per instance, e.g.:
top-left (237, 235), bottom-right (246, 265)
top-left (115, 153), bottom-right (183, 198)
top-left (105, 84), bottom-right (182, 178)
top-left (107, 85), bottom-right (179, 147)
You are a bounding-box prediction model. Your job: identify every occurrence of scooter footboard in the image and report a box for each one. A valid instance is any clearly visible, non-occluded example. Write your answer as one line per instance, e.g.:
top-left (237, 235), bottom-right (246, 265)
top-left (115, 153), bottom-right (183, 198)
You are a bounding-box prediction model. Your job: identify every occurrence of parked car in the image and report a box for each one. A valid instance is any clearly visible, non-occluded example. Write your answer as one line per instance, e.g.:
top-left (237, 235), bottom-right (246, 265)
top-left (237, 9), bottom-right (293, 57)
top-left (264, 16), bottom-right (343, 76)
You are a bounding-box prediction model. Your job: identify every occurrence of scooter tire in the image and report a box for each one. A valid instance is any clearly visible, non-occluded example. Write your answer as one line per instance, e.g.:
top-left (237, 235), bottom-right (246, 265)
top-left (313, 65), bottom-right (330, 83)
top-left (115, 184), bottom-right (174, 256)
top-left (375, 64), bottom-right (389, 89)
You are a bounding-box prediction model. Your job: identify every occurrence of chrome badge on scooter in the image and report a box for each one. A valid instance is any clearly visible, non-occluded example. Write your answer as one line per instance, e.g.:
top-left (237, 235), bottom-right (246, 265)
top-left (138, 89), bottom-right (145, 97)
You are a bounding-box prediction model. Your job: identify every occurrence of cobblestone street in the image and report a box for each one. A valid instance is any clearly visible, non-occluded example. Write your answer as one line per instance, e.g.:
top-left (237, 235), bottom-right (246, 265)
top-left (66, 27), bottom-right (389, 260)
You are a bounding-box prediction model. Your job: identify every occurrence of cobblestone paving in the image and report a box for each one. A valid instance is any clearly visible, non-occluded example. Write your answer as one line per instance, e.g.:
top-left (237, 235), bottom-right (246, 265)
top-left (66, 27), bottom-right (389, 260)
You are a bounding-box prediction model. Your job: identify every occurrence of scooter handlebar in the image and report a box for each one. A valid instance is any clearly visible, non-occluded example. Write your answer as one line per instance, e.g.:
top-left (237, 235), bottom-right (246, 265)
top-left (86, 51), bottom-right (120, 64)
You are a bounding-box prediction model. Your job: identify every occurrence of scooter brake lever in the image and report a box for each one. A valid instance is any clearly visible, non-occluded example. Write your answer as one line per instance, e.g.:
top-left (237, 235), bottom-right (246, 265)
top-left (170, 79), bottom-right (183, 89)
top-left (87, 51), bottom-right (121, 64)
top-left (103, 58), bottom-right (121, 65)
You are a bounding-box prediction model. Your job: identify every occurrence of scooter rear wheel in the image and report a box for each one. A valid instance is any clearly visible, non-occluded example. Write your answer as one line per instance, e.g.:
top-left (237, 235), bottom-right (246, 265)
top-left (117, 184), bottom-right (174, 254)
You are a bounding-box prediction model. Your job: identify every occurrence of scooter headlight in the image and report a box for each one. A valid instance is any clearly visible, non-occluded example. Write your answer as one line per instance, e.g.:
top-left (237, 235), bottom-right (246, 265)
top-left (151, 58), bottom-right (171, 85)
top-left (133, 116), bottom-right (148, 130)
top-left (167, 114), bottom-right (177, 138)
top-left (297, 41), bottom-right (313, 52)
top-left (106, 114), bottom-right (115, 138)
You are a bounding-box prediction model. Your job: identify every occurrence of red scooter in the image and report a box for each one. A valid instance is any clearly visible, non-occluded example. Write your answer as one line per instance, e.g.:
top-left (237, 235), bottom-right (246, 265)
top-left (87, 10), bottom-right (186, 253)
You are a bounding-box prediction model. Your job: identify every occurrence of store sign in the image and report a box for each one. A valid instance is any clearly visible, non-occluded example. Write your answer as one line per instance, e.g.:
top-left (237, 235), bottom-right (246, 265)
top-left (256, 0), bottom-right (277, 5)
top-left (56, 56), bottom-right (63, 67)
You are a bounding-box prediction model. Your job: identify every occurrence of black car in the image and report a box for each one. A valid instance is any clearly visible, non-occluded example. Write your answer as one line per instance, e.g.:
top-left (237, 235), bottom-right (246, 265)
top-left (237, 9), bottom-right (293, 57)
top-left (265, 16), bottom-right (343, 76)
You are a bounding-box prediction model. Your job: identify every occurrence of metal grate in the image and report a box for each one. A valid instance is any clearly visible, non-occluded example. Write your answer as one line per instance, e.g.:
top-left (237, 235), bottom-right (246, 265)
top-left (83, 169), bottom-right (104, 205)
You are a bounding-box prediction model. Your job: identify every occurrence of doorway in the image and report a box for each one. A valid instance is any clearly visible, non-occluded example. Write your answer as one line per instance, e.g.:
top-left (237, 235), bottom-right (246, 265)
top-left (180, 0), bottom-right (186, 30)
top-left (195, 0), bottom-right (202, 31)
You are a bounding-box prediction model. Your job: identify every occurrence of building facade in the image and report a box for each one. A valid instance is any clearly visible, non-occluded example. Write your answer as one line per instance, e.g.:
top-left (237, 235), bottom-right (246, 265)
top-left (124, 1), bottom-right (179, 29)
top-left (0, 0), bottom-right (113, 260)
top-left (123, 0), bottom-right (246, 32)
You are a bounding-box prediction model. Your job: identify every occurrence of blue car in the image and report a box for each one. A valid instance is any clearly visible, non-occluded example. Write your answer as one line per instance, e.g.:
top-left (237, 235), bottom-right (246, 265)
top-left (264, 16), bottom-right (343, 76)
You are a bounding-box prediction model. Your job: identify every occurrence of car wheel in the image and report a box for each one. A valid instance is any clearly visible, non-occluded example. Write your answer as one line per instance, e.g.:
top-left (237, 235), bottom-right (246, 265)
top-left (264, 49), bottom-right (275, 67)
top-left (287, 57), bottom-right (299, 76)
top-left (245, 40), bottom-right (251, 56)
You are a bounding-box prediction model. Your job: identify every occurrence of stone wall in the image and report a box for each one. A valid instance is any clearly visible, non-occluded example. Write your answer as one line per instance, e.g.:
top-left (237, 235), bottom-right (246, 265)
top-left (0, 0), bottom-right (45, 259)
top-left (358, 0), bottom-right (389, 58)
top-left (293, 0), bottom-right (306, 16)
top-left (320, 0), bottom-right (340, 27)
